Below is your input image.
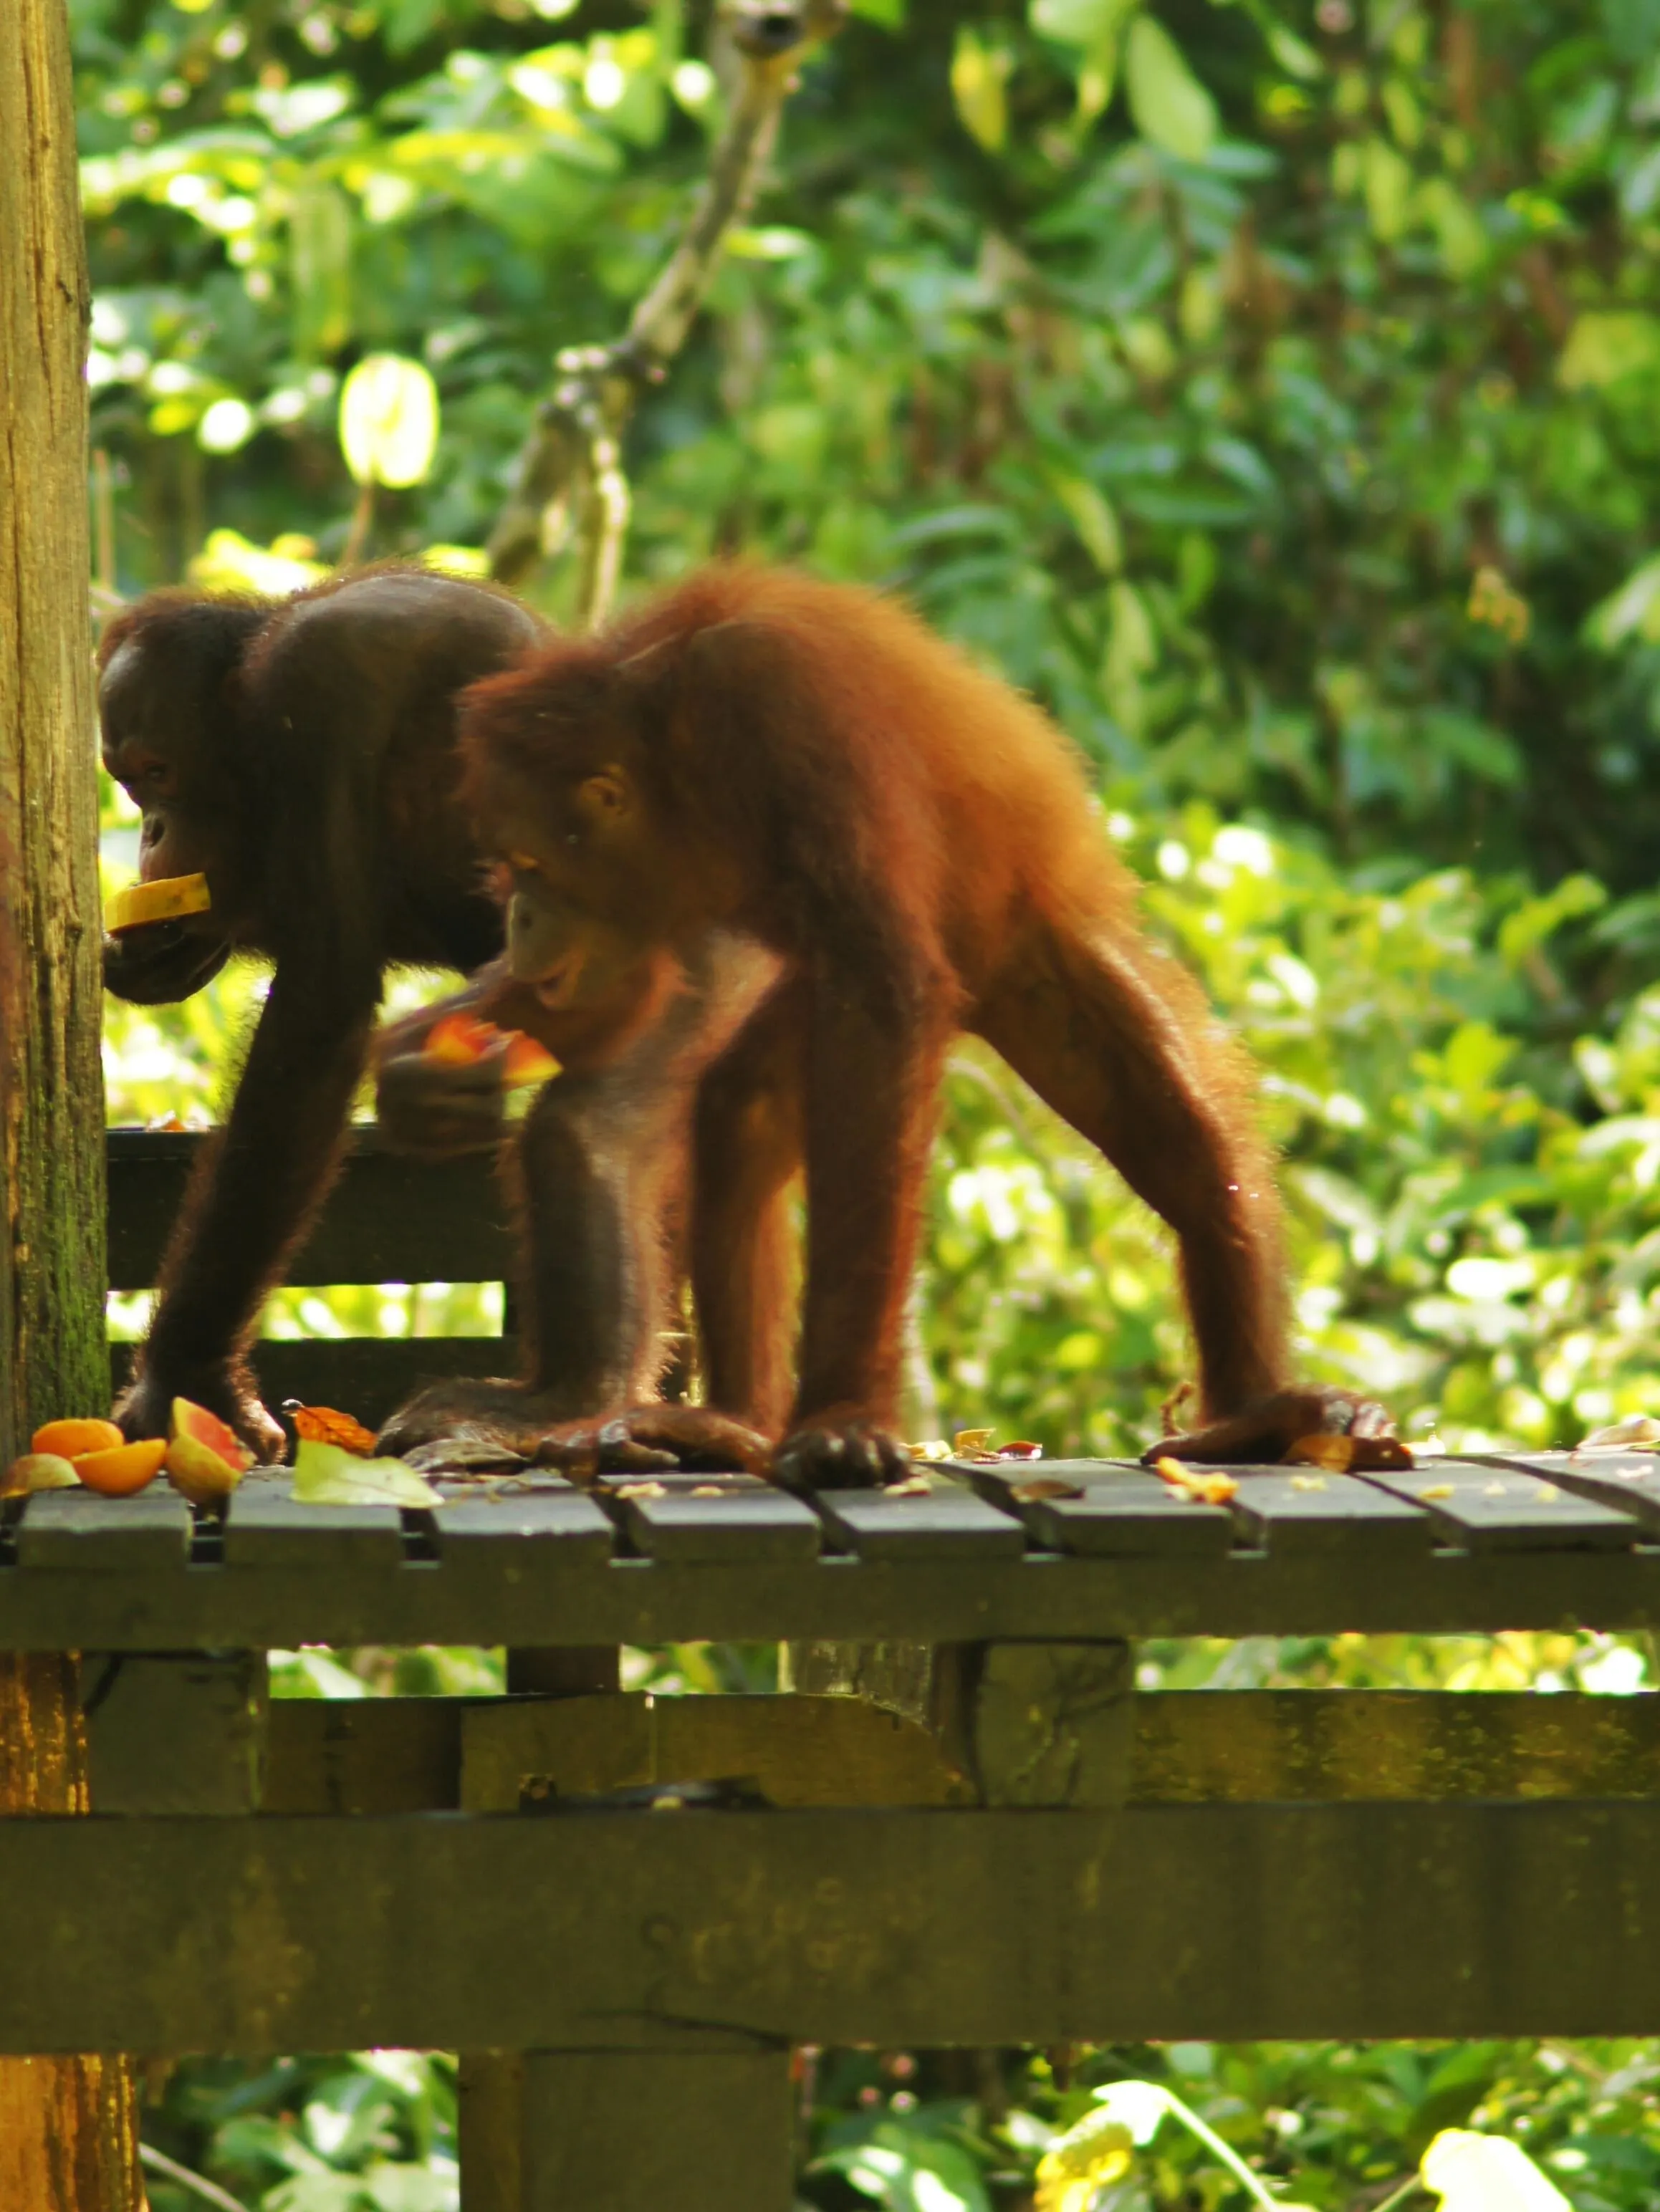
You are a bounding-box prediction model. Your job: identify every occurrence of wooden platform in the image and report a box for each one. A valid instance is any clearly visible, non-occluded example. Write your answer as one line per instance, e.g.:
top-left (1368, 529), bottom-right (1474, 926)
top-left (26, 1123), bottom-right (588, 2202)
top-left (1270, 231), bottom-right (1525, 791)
top-left (2, 1131), bottom-right (1651, 2206)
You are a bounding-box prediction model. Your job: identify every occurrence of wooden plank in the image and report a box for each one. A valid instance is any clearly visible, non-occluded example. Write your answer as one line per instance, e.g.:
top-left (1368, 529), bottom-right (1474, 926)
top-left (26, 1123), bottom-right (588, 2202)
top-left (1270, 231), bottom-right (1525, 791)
top-left (262, 1696), bottom-right (463, 1814)
top-left (1, 1544), bottom-right (1659, 1653)
top-left (13, 1486), bottom-right (193, 1573)
top-left (461, 1692), bottom-right (971, 1812)
top-left (522, 2049), bottom-right (794, 2212)
top-left (1467, 1451), bottom-right (1660, 1533)
top-left (618, 1489), bottom-right (821, 1564)
top-left (222, 1473), bottom-right (405, 1572)
top-left (106, 1127), bottom-right (514, 1289)
top-left (434, 1485), bottom-right (614, 1564)
top-left (962, 1460), bottom-right (1234, 1557)
top-left (1358, 1458), bottom-right (1639, 1552)
top-left (814, 1484), bottom-right (1027, 1560)
top-left (0, 1800), bottom-right (1656, 2050)
top-left (81, 1652), bottom-right (267, 1815)
top-left (1217, 1469), bottom-right (1437, 1557)
top-left (1131, 1689), bottom-right (1660, 1802)
top-left (110, 1337), bottom-right (519, 1433)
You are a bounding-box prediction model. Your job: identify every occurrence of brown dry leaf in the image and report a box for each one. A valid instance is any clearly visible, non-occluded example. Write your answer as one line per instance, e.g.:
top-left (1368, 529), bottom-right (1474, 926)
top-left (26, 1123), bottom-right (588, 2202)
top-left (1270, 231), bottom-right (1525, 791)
top-left (614, 1480), bottom-right (666, 1501)
top-left (1012, 1476), bottom-right (1085, 1502)
top-left (1419, 1482), bottom-right (1454, 1500)
top-left (952, 1427), bottom-right (994, 1455)
top-left (883, 1473), bottom-right (936, 1497)
top-left (289, 1403), bottom-right (378, 1456)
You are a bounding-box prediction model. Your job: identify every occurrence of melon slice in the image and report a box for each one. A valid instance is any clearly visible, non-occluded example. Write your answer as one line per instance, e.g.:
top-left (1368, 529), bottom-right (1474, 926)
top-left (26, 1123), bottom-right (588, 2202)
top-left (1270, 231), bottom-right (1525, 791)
top-left (105, 872), bottom-right (212, 933)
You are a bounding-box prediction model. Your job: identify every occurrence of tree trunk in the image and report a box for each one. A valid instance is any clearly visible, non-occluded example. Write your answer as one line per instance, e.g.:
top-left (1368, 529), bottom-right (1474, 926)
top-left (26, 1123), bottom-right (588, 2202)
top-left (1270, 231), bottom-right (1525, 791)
top-left (0, 2), bottom-right (145, 2204)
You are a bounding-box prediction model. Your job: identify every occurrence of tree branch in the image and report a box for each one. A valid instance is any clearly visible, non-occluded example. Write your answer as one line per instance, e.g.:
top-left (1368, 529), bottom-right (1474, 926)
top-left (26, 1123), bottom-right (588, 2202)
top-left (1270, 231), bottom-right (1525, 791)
top-left (486, 0), bottom-right (846, 617)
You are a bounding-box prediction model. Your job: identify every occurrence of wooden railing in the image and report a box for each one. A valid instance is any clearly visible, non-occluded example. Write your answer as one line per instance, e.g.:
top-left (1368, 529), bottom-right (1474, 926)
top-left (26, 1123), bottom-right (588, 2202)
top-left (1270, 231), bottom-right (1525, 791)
top-left (106, 1126), bottom-right (519, 1423)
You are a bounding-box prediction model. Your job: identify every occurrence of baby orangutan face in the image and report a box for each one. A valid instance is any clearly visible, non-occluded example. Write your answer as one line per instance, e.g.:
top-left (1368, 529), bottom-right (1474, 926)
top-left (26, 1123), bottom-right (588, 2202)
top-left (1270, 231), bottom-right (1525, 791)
top-left (487, 763), bottom-right (662, 1015)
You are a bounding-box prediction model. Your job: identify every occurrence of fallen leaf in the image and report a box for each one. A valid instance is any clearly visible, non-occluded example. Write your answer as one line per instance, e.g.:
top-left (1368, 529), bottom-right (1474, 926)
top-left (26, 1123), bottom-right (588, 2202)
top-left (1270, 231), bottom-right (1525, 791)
top-left (291, 1438), bottom-right (442, 1508)
top-left (1576, 1413), bottom-right (1660, 1452)
top-left (1287, 1473), bottom-right (1328, 1492)
top-left (907, 1439), bottom-right (954, 1461)
top-left (883, 1473), bottom-right (936, 1496)
top-left (289, 1403), bottom-right (378, 1456)
top-left (613, 1481), bottom-right (666, 1500)
top-left (952, 1427), bottom-right (994, 1454)
top-left (1012, 1476), bottom-right (1084, 1502)
top-left (1419, 1483), bottom-right (1454, 1500)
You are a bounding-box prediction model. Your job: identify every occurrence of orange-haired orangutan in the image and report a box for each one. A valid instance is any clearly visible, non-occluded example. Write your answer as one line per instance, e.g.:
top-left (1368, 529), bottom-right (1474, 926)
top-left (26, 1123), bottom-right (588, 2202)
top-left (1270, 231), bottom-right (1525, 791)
top-left (441, 564), bottom-right (1389, 1489)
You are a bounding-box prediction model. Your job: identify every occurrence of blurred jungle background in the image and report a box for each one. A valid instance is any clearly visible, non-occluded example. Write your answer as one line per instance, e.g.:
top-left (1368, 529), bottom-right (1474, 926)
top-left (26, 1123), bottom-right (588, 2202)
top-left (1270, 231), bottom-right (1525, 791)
top-left (80, 0), bottom-right (1659, 2201)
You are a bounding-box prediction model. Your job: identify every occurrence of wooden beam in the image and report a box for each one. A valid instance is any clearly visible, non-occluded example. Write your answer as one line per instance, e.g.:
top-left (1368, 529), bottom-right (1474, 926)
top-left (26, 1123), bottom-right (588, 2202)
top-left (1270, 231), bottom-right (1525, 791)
top-left (0, 1800), bottom-right (1655, 2052)
top-left (1, 1546), bottom-right (1657, 1653)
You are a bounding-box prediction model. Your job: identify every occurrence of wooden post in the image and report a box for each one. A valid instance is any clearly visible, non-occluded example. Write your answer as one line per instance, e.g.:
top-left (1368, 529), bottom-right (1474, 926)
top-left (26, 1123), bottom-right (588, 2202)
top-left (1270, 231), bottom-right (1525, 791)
top-left (0, 1), bottom-right (145, 2202)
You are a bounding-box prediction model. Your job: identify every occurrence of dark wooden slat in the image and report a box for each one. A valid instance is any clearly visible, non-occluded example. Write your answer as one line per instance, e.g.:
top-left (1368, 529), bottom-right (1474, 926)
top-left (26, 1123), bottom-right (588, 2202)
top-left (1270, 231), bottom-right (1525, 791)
top-left (433, 1486), bottom-right (614, 1563)
top-left (620, 1490), bottom-right (822, 1564)
top-left (106, 1127), bottom-right (514, 1289)
top-left (961, 1460), bottom-right (1235, 1557)
top-left (1467, 1451), bottom-right (1660, 1533)
top-left (110, 1337), bottom-right (519, 1433)
top-left (1, 1800), bottom-right (1656, 2052)
top-left (1217, 1468), bottom-right (1437, 1556)
top-left (814, 1485), bottom-right (1027, 1559)
top-left (14, 1486), bottom-right (193, 1572)
top-left (223, 1474), bottom-right (405, 1572)
top-left (522, 2049), bottom-right (795, 2212)
top-left (1, 1540), bottom-right (1659, 1651)
top-left (263, 1697), bottom-right (464, 1814)
top-left (1358, 1458), bottom-right (1639, 1552)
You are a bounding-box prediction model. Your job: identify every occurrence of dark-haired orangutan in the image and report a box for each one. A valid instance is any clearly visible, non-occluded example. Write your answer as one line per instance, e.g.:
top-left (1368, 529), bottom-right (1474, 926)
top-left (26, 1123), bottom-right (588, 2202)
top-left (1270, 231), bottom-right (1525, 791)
top-left (99, 566), bottom-right (765, 1471)
top-left (434, 562), bottom-right (1391, 1489)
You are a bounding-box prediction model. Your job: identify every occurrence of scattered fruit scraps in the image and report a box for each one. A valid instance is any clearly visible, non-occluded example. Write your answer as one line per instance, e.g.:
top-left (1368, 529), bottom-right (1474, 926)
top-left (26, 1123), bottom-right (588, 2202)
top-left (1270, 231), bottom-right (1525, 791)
top-left (105, 872), bottom-right (211, 933)
top-left (1153, 1457), bottom-right (1239, 1505)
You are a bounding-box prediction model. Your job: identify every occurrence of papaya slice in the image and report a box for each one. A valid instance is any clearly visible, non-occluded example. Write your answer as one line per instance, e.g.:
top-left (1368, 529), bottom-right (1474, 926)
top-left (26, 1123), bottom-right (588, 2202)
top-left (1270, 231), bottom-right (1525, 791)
top-left (502, 1032), bottom-right (560, 1087)
top-left (105, 872), bottom-right (211, 934)
top-left (165, 1398), bottom-right (253, 1506)
top-left (423, 1014), bottom-right (560, 1087)
top-left (32, 1416), bottom-right (123, 1459)
top-left (424, 1013), bottom-right (500, 1066)
top-left (73, 1438), bottom-right (168, 1496)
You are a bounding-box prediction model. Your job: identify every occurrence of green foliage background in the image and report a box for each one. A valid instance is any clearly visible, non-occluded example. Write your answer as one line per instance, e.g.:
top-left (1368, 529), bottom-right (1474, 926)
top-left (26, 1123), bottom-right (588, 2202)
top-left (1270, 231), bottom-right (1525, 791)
top-left (79, 0), bottom-right (1660, 2201)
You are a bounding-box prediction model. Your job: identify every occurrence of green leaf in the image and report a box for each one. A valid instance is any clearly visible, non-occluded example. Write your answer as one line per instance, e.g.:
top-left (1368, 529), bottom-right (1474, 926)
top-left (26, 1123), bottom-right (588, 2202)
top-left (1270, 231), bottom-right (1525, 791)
top-left (1585, 552), bottom-right (1660, 648)
top-left (951, 28), bottom-right (1012, 153)
top-left (1047, 469), bottom-right (1123, 574)
top-left (1362, 135), bottom-right (1413, 240)
top-left (291, 1438), bottom-right (443, 1509)
top-left (1124, 16), bottom-right (1216, 160)
top-left (1031, 0), bottom-right (1136, 47)
top-left (1558, 309), bottom-right (1660, 388)
top-left (339, 354), bottom-right (440, 487)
